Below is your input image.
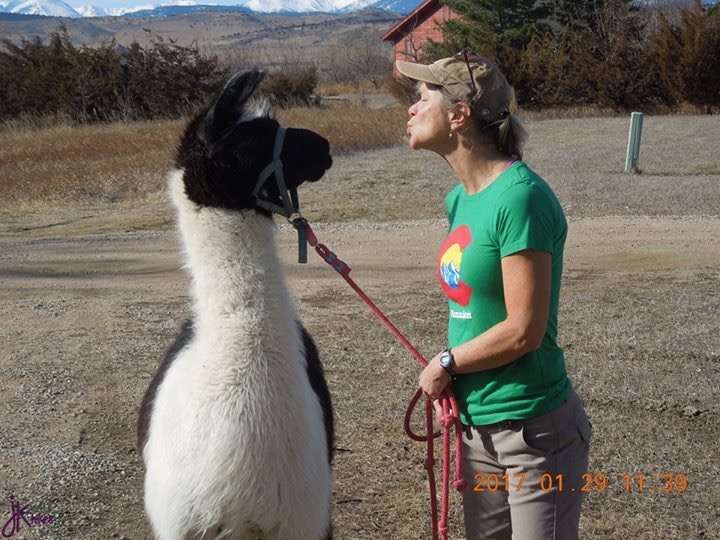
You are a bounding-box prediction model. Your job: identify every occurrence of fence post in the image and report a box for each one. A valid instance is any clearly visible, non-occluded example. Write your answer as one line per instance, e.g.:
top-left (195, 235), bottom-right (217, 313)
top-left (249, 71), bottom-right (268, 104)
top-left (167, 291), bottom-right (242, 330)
top-left (624, 112), bottom-right (644, 173)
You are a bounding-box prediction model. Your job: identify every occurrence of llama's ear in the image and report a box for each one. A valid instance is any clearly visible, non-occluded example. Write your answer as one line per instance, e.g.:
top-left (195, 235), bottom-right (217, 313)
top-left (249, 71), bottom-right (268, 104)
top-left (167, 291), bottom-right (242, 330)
top-left (199, 70), bottom-right (266, 151)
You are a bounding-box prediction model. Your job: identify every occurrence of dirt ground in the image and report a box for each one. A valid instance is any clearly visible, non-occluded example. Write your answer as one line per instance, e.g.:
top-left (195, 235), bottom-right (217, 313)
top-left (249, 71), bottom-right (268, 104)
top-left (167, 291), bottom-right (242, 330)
top-left (1, 116), bottom-right (719, 539)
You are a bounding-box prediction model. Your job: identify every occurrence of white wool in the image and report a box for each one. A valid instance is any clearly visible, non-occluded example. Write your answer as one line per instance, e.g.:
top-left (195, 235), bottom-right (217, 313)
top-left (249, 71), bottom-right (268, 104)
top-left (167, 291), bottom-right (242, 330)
top-left (141, 170), bottom-right (331, 540)
top-left (240, 97), bottom-right (274, 123)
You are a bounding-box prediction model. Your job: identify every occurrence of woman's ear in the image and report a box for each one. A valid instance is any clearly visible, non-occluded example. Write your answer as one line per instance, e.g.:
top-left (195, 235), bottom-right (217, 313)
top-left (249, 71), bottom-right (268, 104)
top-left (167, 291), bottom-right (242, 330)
top-left (448, 102), bottom-right (473, 133)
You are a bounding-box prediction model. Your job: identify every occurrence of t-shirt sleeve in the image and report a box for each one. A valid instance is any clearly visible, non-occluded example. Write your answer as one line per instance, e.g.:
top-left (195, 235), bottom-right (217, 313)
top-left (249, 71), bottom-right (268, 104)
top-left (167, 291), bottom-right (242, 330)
top-left (495, 183), bottom-right (556, 257)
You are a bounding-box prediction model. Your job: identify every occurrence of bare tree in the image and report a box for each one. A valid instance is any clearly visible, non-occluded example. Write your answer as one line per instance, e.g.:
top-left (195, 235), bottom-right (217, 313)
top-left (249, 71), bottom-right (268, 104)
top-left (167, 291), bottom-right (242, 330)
top-left (346, 33), bottom-right (393, 89)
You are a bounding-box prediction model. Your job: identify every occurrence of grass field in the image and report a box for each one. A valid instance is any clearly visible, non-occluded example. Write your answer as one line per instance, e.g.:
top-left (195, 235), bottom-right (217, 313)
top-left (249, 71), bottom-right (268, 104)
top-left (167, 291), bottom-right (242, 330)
top-left (0, 103), bottom-right (409, 212)
top-left (0, 109), bottom-right (718, 539)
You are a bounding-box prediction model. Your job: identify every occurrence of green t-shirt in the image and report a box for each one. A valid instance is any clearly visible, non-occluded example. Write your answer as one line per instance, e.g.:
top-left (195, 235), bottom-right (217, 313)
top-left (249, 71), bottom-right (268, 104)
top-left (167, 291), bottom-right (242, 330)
top-left (438, 160), bottom-right (571, 425)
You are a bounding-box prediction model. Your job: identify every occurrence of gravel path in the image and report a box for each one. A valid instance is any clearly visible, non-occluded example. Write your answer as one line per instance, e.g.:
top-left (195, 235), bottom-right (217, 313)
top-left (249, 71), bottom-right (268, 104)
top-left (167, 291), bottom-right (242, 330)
top-left (1, 212), bottom-right (719, 539)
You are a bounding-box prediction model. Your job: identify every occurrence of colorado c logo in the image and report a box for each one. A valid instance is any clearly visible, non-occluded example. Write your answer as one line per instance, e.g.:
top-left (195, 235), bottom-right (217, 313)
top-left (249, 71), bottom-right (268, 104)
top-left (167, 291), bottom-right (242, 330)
top-left (437, 225), bottom-right (473, 306)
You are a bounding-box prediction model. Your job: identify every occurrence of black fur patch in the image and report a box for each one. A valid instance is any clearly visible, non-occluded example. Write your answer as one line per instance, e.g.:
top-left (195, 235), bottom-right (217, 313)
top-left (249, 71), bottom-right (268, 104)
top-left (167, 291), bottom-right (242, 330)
top-left (173, 70), bottom-right (331, 214)
top-left (137, 319), bottom-right (194, 454)
top-left (297, 321), bottom-right (335, 464)
top-left (176, 114), bottom-right (280, 212)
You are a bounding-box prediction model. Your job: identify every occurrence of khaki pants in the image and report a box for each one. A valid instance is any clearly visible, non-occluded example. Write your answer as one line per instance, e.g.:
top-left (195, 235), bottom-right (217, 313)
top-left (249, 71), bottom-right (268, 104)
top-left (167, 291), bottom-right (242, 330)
top-left (461, 389), bottom-right (592, 540)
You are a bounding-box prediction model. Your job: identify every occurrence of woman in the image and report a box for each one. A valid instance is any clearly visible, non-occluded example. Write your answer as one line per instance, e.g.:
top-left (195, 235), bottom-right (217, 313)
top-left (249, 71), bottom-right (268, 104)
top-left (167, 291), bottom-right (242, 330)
top-left (397, 52), bottom-right (592, 540)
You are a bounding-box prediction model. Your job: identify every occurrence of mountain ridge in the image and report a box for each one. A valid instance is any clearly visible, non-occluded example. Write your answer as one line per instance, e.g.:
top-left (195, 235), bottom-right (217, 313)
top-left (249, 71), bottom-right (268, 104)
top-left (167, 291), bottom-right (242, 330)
top-left (0, 0), bottom-right (423, 18)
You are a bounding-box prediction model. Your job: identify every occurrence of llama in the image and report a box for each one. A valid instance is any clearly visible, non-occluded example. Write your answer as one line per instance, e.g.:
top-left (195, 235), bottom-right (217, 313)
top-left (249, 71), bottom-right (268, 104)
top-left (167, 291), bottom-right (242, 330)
top-left (136, 70), bottom-right (335, 540)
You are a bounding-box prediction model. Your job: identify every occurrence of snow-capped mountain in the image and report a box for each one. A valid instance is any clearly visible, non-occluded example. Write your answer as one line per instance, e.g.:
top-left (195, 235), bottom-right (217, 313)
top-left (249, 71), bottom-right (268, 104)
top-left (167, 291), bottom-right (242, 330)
top-left (2, 0), bottom-right (80, 16)
top-left (102, 0), bottom-right (422, 16)
top-left (234, 0), bottom-right (418, 13)
top-left (74, 3), bottom-right (107, 15)
top-left (335, 0), bottom-right (378, 12)
top-left (236, 0), bottom-right (338, 12)
top-left (109, 4), bottom-right (155, 15)
top-left (0, 0), bottom-right (423, 18)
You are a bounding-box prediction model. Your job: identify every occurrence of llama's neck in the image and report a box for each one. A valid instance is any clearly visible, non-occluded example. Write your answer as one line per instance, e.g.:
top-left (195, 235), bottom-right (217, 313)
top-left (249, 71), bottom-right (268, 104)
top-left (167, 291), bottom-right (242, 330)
top-left (168, 170), bottom-right (296, 337)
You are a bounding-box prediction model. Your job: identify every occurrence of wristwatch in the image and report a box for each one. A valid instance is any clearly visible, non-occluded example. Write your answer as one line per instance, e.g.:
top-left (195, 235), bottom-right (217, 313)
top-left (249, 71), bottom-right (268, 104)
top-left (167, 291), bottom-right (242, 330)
top-left (439, 348), bottom-right (456, 375)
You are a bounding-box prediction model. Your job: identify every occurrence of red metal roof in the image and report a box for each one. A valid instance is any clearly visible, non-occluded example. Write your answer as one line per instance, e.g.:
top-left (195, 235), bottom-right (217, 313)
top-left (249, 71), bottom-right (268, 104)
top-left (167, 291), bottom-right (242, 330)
top-left (381, 0), bottom-right (440, 42)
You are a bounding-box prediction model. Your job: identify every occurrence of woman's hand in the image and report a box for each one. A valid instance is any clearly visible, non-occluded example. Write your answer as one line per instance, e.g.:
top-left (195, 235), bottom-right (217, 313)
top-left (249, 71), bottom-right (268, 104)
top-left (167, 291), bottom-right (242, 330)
top-left (419, 353), bottom-right (450, 400)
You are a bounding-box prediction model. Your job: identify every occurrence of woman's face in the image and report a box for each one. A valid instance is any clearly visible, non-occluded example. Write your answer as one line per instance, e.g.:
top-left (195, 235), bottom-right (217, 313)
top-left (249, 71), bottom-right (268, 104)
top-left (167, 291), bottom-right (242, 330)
top-left (406, 82), bottom-right (452, 152)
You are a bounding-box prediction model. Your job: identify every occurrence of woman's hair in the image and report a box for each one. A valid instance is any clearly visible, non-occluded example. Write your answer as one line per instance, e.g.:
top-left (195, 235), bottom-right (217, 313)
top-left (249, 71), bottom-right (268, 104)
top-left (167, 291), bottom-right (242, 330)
top-left (425, 82), bottom-right (528, 160)
top-left (471, 104), bottom-right (528, 160)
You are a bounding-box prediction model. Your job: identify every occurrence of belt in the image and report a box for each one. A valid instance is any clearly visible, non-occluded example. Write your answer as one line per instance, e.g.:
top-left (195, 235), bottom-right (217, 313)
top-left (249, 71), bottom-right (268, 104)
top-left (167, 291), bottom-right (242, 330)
top-left (466, 418), bottom-right (524, 434)
top-left (464, 397), bottom-right (571, 434)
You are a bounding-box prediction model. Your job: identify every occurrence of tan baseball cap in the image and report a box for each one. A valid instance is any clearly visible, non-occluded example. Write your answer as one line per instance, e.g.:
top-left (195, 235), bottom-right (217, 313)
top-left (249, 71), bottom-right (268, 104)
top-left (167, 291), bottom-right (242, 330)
top-left (396, 53), bottom-right (513, 121)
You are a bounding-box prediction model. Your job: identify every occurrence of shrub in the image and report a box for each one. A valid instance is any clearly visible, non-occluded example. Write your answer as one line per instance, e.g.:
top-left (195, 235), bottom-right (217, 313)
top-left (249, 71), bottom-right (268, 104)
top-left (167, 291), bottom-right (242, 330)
top-left (261, 67), bottom-right (319, 108)
top-left (677, 1), bottom-right (720, 111)
top-left (119, 38), bottom-right (228, 120)
top-left (506, 30), bottom-right (598, 109)
top-left (384, 74), bottom-right (417, 107)
top-left (427, 0), bottom-right (720, 112)
top-left (590, 1), bottom-right (675, 110)
top-left (0, 28), bottom-right (228, 123)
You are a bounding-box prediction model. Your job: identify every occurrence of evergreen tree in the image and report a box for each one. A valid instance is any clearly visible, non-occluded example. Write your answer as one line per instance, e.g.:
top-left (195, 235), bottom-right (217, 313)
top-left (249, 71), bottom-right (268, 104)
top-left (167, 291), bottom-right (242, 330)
top-left (539, 0), bottom-right (608, 33)
top-left (429, 0), bottom-right (548, 58)
top-left (427, 0), bottom-right (622, 60)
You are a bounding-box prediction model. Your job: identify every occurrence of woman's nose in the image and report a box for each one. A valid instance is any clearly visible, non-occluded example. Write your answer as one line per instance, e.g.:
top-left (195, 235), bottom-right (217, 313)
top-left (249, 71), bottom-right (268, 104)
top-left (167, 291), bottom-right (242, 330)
top-left (408, 103), bottom-right (417, 116)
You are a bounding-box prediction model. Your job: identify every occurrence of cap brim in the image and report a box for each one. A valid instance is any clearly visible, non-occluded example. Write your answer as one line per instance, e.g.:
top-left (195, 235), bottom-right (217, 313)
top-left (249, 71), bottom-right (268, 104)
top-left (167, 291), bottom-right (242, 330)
top-left (396, 61), bottom-right (441, 85)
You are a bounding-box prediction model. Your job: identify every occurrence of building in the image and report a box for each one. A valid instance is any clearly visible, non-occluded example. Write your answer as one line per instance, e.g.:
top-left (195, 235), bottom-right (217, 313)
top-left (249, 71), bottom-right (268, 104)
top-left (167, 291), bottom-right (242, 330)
top-left (382, 0), bottom-right (461, 75)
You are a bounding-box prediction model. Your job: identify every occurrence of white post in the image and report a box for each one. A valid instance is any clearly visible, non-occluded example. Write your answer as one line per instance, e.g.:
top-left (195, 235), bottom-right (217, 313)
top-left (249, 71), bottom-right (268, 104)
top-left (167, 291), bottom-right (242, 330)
top-left (624, 112), bottom-right (644, 173)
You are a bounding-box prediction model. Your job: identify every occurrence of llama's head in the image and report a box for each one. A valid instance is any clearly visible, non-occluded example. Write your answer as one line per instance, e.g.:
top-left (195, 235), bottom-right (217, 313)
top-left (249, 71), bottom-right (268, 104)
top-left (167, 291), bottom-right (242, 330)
top-left (175, 70), bottom-right (332, 214)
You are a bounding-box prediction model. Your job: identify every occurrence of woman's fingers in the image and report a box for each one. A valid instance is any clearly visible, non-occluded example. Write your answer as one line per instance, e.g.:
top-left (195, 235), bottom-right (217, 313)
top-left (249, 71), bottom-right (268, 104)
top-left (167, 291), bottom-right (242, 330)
top-left (433, 399), bottom-right (443, 419)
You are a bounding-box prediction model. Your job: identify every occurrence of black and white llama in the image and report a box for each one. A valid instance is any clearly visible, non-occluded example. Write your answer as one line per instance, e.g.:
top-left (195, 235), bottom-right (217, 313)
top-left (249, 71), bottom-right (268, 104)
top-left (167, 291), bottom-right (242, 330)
top-left (137, 70), bottom-right (335, 540)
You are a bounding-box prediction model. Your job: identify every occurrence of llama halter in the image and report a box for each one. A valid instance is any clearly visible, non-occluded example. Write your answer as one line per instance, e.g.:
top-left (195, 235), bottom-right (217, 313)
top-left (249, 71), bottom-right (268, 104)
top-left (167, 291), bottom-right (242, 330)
top-left (252, 126), bottom-right (309, 263)
top-left (252, 126), bottom-right (297, 217)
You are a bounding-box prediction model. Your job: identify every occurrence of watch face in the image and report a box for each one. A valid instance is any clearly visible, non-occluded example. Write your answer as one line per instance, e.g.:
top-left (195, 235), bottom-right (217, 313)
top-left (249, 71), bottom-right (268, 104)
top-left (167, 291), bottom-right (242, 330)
top-left (440, 352), bottom-right (451, 368)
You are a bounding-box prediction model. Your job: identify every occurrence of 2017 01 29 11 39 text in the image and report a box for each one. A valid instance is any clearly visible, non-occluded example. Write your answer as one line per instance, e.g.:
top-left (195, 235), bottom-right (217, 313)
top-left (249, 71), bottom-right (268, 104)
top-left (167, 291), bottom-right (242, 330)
top-left (471, 472), bottom-right (689, 494)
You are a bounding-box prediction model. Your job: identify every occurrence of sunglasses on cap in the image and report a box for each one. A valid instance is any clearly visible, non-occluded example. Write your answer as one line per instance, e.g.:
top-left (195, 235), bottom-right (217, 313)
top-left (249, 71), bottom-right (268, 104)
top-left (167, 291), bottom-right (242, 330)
top-left (456, 47), bottom-right (478, 98)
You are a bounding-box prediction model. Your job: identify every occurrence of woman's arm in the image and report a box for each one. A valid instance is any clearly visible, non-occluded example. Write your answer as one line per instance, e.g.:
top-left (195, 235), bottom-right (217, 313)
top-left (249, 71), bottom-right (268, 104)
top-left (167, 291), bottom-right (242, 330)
top-left (453, 249), bottom-right (552, 372)
top-left (419, 249), bottom-right (552, 398)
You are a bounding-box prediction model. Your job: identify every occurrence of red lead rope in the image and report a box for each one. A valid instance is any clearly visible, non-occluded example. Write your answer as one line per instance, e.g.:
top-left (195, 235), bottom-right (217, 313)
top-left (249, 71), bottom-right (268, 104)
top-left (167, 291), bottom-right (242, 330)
top-left (291, 217), bottom-right (467, 540)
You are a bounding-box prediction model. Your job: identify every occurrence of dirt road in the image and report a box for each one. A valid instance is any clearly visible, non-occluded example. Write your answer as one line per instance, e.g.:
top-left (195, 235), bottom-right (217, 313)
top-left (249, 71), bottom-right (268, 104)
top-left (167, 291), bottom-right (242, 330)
top-left (1, 212), bottom-right (718, 539)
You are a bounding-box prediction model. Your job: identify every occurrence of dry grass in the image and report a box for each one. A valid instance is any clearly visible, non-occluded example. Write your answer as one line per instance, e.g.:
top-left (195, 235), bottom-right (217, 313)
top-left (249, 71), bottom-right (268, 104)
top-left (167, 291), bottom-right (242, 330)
top-left (2, 110), bottom-right (719, 227)
top-left (278, 104), bottom-right (407, 153)
top-left (518, 101), bottom-right (713, 121)
top-left (315, 80), bottom-right (390, 96)
top-left (0, 103), bottom-right (407, 210)
top-left (0, 118), bottom-right (182, 210)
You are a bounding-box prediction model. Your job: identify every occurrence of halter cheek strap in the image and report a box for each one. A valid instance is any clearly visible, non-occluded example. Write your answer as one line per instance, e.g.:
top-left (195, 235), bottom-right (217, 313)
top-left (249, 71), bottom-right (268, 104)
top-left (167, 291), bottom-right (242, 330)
top-left (252, 127), bottom-right (298, 218)
top-left (252, 126), bottom-right (308, 263)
